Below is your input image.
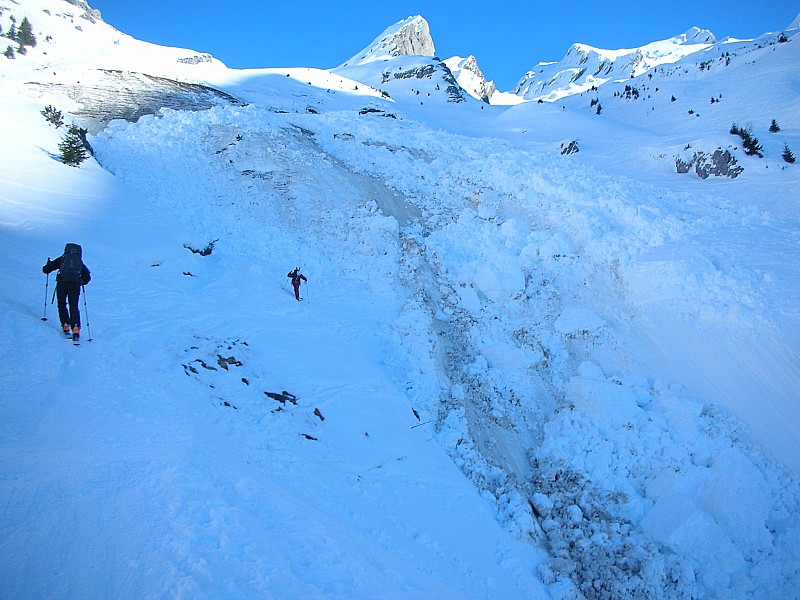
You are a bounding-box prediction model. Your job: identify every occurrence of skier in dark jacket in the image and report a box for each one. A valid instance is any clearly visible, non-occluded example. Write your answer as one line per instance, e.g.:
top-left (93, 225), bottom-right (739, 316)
top-left (42, 243), bottom-right (91, 339)
top-left (287, 268), bottom-right (307, 301)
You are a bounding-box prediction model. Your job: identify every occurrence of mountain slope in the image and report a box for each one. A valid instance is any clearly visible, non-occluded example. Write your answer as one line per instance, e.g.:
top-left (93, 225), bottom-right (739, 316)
top-left (1, 1), bottom-right (800, 598)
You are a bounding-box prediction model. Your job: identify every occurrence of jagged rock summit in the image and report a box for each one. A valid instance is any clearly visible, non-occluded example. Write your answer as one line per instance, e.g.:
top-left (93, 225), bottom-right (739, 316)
top-left (443, 55), bottom-right (496, 103)
top-left (338, 15), bottom-right (435, 67)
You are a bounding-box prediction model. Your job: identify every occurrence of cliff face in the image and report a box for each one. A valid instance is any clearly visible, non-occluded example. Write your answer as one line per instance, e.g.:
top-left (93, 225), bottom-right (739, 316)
top-left (338, 15), bottom-right (435, 67)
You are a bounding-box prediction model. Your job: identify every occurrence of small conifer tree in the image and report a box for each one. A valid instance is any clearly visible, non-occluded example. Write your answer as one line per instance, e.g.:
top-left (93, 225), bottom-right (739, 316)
top-left (783, 144), bottom-right (796, 164)
top-left (4, 45), bottom-right (15, 59)
top-left (730, 123), bottom-right (763, 157)
top-left (742, 131), bottom-right (763, 157)
top-left (58, 126), bottom-right (90, 166)
top-left (17, 17), bottom-right (36, 48)
top-left (769, 119), bottom-right (781, 133)
top-left (41, 105), bottom-right (64, 128)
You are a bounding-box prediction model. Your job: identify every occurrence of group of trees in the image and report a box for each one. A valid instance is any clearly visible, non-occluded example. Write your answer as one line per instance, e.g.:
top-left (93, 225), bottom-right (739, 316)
top-left (2, 15), bottom-right (36, 59)
top-left (731, 120), bottom-right (795, 164)
top-left (41, 105), bottom-right (93, 167)
top-left (730, 122), bottom-right (764, 157)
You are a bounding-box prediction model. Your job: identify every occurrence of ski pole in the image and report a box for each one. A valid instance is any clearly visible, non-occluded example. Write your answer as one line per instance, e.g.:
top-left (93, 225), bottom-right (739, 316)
top-left (42, 270), bottom-right (50, 321)
top-left (82, 285), bottom-right (93, 342)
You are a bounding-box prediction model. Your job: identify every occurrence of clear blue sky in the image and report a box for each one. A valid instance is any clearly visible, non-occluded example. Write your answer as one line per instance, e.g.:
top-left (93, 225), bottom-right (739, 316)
top-left (90, 0), bottom-right (799, 91)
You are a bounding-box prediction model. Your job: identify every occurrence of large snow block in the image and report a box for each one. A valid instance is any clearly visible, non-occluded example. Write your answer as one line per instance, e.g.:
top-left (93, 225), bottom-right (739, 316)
top-left (566, 376), bottom-right (643, 434)
top-left (699, 449), bottom-right (772, 548)
top-left (641, 493), bottom-right (745, 585)
top-left (471, 258), bottom-right (525, 302)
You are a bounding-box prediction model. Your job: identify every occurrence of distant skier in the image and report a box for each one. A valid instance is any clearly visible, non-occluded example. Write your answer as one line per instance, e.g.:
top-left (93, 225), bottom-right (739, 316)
top-left (42, 243), bottom-right (91, 340)
top-left (287, 267), bottom-right (307, 301)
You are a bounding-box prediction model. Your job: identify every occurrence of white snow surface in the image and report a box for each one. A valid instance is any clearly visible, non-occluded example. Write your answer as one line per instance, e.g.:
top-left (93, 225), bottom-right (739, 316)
top-left (1, 1), bottom-right (800, 598)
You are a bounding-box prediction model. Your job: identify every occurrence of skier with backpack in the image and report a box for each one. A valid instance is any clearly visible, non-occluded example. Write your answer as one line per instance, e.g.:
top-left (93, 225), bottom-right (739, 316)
top-left (287, 267), bottom-right (307, 301)
top-left (42, 243), bottom-right (91, 341)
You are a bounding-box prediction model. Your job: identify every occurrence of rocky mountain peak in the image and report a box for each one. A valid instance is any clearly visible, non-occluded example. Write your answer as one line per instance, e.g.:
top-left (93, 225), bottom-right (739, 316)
top-left (339, 15), bottom-right (435, 68)
top-left (443, 55), bottom-right (496, 103)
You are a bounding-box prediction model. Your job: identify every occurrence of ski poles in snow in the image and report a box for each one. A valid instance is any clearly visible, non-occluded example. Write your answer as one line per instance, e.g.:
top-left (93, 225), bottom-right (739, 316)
top-left (82, 285), bottom-right (93, 342)
top-left (42, 270), bottom-right (50, 321)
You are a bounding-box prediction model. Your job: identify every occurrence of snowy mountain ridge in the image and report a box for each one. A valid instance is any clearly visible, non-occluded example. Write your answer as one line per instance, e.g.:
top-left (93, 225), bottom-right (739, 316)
top-left (515, 27), bottom-right (717, 101)
top-left (514, 19), bottom-right (797, 101)
top-left (2, 1), bottom-right (800, 599)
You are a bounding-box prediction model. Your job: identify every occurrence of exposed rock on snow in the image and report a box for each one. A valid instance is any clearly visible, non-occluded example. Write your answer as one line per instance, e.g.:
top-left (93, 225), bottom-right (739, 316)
top-left (27, 70), bottom-right (245, 133)
top-left (443, 55), bottom-right (496, 103)
top-left (675, 148), bottom-right (743, 179)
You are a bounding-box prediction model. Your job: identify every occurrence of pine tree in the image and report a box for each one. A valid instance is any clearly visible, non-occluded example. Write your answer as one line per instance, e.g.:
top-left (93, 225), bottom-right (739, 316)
top-left (4, 45), bottom-right (15, 59)
top-left (58, 126), bottom-right (89, 166)
top-left (769, 119), bottom-right (781, 133)
top-left (17, 17), bottom-right (36, 48)
top-left (41, 105), bottom-right (64, 128)
top-left (731, 123), bottom-right (763, 157)
top-left (783, 144), bottom-right (796, 164)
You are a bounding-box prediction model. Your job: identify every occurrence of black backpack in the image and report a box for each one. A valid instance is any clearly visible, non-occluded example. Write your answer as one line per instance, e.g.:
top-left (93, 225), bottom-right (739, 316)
top-left (59, 243), bottom-right (83, 283)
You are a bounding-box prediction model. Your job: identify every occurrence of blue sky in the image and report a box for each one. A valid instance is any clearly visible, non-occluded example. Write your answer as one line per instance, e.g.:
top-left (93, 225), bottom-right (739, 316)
top-left (90, 0), bottom-right (799, 91)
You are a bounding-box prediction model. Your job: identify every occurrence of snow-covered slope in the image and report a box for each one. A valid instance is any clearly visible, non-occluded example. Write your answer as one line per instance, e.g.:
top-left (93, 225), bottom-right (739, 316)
top-left (2, 1), bottom-right (800, 599)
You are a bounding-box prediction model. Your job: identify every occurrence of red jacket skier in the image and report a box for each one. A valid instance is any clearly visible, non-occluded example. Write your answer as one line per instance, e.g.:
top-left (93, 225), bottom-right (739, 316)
top-left (287, 268), bottom-right (307, 301)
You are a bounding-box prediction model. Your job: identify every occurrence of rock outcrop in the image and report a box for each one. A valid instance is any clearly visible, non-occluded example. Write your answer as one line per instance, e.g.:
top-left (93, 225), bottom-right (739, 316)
top-left (27, 70), bottom-right (244, 133)
top-left (339, 16), bottom-right (435, 67)
top-left (675, 149), bottom-right (743, 179)
top-left (443, 55), bottom-right (495, 103)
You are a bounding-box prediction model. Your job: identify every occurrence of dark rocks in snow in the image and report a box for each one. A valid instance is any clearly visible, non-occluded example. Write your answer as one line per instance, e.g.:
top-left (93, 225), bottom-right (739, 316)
top-left (560, 140), bottom-right (580, 155)
top-left (184, 239), bottom-right (218, 256)
top-left (675, 148), bottom-right (743, 179)
top-left (216, 355), bottom-right (243, 370)
top-left (265, 391), bottom-right (298, 405)
top-left (381, 63), bottom-right (467, 103)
